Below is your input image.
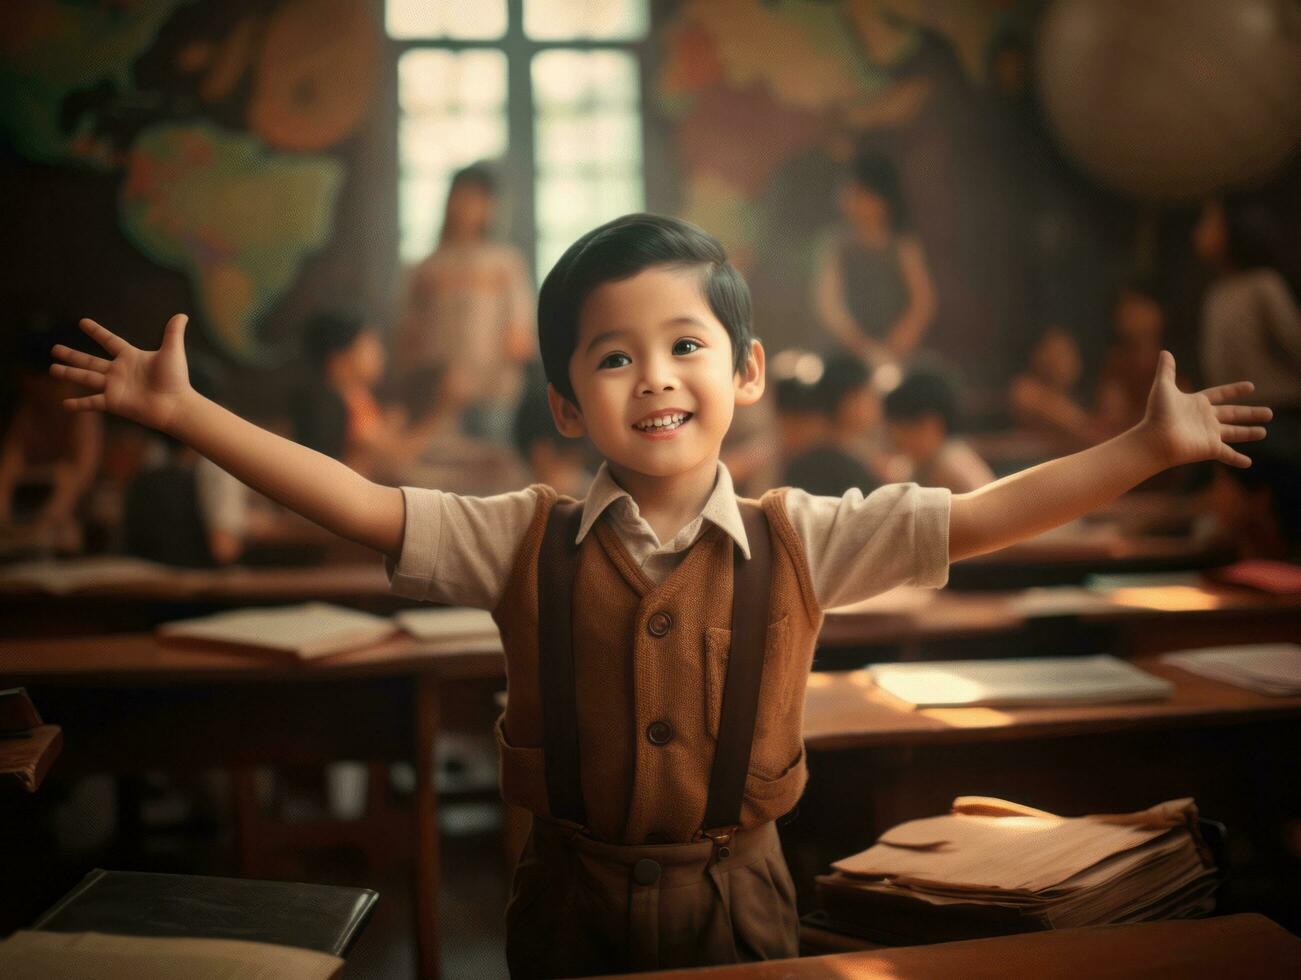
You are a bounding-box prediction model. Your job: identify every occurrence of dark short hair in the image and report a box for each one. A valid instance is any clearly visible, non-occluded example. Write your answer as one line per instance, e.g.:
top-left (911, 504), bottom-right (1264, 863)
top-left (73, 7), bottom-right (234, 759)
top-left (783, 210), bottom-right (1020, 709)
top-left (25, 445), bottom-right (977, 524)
top-left (301, 312), bottom-right (366, 366)
top-left (848, 154), bottom-right (909, 230)
top-left (537, 213), bottom-right (754, 404)
top-left (816, 352), bottom-right (870, 414)
top-left (450, 162), bottom-right (498, 197)
top-left (1223, 201), bottom-right (1278, 271)
top-left (884, 368), bottom-right (961, 433)
top-left (512, 382), bottom-right (570, 457)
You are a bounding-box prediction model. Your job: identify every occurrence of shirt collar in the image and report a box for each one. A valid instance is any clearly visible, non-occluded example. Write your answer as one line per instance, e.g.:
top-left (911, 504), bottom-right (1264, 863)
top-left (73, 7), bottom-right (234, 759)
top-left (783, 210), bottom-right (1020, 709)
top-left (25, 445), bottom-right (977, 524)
top-left (575, 460), bottom-right (751, 559)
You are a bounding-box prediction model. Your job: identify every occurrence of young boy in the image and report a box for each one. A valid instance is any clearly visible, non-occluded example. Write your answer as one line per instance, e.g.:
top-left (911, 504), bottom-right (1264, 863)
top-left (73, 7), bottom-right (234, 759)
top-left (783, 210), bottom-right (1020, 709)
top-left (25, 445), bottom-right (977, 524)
top-left (53, 214), bottom-right (1269, 977)
top-left (884, 366), bottom-right (997, 492)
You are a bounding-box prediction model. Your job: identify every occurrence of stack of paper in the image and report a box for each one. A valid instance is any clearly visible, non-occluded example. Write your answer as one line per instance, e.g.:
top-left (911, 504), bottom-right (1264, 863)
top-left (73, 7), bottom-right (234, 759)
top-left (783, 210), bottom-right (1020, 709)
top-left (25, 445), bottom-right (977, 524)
top-left (157, 603), bottom-right (396, 660)
top-left (1162, 644), bottom-right (1301, 696)
top-left (394, 607), bottom-right (499, 642)
top-left (867, 654), bottom-right (1172, 708)
top-left (817, 797), bottom-right (1217, 945)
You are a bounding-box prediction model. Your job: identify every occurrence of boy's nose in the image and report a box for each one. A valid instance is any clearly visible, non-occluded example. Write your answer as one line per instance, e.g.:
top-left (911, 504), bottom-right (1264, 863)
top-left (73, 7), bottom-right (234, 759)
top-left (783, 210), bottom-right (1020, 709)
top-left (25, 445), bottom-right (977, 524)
top-left (637, 361), bottom-right (677, 395)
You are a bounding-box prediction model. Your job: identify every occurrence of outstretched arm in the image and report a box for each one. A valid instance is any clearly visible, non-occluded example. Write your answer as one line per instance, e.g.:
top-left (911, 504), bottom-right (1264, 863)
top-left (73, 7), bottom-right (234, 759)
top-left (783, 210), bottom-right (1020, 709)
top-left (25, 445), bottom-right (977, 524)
top-left (51, 315), bottom-right (405, 558)
top-left (949, 352), bottom-right (1271, 562)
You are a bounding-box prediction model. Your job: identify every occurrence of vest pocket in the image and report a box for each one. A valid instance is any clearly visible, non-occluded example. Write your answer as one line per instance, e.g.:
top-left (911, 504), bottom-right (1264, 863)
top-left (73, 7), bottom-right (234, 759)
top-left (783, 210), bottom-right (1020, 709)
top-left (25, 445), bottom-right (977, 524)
top-left (494, 714), bottom-right (549, 817)
top-left (703, 615), bottom-right (795, 780)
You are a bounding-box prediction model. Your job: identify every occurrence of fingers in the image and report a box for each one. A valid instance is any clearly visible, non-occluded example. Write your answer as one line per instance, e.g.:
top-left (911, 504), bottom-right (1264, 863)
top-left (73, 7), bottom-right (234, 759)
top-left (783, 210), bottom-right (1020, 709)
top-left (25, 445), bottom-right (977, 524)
top-left (78, 318), bottom-right (129, 355)
top-left (1215, 404), bottom-right (1272, 424)
top-left (50, 344), bottom-right (111, 373)
top-left (1218, 444), bottom-right (1253, 468)
top-left (162, 313), bottom-right (188, 348)
top-left (49, 364), bottom-right (106, 392)
top-left (1158, 349), bottom-right (1176, 381)
top-left (1202, 380), bottom-right (1254, 404)
top-left (63, 394), bottom-right (107, 413)
top-left (1220, 424), bottom-right (1268, 443)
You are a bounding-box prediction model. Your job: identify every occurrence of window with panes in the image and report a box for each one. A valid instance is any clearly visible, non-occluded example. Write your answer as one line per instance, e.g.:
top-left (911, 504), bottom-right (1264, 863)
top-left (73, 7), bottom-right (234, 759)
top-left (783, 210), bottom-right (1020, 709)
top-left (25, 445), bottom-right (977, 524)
top-left (387, 0), bottom-right (648, 281)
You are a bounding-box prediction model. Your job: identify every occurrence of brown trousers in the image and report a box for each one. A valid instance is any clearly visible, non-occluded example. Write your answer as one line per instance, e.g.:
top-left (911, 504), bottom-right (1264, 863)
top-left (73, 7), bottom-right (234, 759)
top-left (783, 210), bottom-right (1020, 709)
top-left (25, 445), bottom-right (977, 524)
top-left (505, 817), bottom-right (799, 978)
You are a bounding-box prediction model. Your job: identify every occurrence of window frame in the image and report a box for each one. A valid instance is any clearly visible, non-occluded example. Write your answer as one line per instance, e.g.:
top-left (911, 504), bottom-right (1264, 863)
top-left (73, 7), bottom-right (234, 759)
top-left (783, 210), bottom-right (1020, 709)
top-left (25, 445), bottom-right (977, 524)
top-left (387, 0), bottom-right (655, 278)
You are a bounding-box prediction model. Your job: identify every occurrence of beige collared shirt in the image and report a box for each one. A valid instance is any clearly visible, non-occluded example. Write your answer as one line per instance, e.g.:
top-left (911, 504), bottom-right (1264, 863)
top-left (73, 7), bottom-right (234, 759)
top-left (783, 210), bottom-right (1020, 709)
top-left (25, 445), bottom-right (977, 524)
top-left (389, 461), bottom-right (950, 611)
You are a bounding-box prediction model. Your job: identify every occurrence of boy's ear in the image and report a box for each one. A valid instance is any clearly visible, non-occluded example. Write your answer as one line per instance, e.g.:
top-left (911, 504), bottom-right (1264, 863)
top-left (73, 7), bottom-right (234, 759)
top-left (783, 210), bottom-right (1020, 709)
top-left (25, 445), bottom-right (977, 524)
top-left (547, 383), bottom-right (587, 438)
top-left (734, 338), bottom-right (766, 407)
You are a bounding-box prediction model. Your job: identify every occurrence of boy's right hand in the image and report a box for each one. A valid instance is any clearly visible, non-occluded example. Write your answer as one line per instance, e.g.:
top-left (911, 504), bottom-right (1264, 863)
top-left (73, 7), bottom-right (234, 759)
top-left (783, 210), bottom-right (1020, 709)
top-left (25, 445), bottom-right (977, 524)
top-left (51, 315), bottom-right (194, 435)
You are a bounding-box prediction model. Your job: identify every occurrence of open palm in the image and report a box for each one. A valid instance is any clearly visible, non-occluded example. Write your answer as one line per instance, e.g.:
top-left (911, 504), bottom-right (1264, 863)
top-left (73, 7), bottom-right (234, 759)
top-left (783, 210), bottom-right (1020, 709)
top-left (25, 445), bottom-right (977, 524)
top-left (1143, 351), bottom-right (1271, 469)
top-left (50, 315), bottom-right (193, 433)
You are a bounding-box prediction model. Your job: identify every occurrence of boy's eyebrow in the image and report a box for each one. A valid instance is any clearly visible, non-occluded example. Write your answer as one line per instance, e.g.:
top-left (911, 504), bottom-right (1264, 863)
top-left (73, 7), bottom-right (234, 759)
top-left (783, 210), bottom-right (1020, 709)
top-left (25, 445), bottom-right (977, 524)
top-left (584, 316), bottom-right (708, 355)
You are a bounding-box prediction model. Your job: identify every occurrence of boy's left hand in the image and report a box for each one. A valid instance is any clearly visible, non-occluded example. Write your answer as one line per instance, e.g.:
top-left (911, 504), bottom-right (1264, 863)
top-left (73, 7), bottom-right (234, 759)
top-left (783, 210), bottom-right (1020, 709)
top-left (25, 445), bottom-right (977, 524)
top-left (1140, 351), bottom-right (1271, 469)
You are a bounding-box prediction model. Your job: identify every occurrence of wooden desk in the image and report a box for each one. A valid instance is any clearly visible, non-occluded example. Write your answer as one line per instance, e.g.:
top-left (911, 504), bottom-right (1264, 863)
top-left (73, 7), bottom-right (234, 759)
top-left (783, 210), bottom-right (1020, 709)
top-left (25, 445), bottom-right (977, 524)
top-left (0, 631), bottom-right (502, 980)
top-left (793, 655), bottom-right (1301, 924)
top-left (802, 655), bottom-right (1301, 750)
top-left (946, 530), bottom-right (1232, 589)
top-left (818, 582), bottom-right (1301, 660)
top-left (0, 724), bottom-right (62, 793)
top-left (606, 914), bottom-right (1301, 979)
top-left (0, 563), bottom-right (416, 637)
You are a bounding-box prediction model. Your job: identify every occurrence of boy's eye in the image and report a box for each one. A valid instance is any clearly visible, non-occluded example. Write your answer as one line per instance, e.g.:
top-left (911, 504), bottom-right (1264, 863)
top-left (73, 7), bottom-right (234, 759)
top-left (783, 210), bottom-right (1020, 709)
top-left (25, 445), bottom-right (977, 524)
top-left (673, 339), bottom-right (702, 355)
top-left (598, 352), bottom-right (630, 369)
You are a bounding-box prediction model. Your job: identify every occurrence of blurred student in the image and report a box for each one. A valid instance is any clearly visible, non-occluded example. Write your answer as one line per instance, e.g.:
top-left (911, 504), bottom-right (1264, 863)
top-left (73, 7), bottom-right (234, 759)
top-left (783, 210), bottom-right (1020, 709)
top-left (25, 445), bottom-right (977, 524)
top-left (1009, 325), bottom-right (1105, 451)
top-left (773, 350), bottom-right (878, 498)
top-left (397, 363), bottom-right (530, 496)
top-left (885, 367), bottom-right (994, 493)
top-left (512, 380), bottom-right (591, 498)
top-left (1195, 200), bottom-right (1301, 551)
top-left (812, 154), bottom-right (936, 367)
top-left (124, 356), bottom-right (254, 566)
top-left (1096, 280), bottom-right (1170, 434)
top-left (0, 323), bottom-right (104, 553)
top-left (398, 162), bottom-right (534, 444)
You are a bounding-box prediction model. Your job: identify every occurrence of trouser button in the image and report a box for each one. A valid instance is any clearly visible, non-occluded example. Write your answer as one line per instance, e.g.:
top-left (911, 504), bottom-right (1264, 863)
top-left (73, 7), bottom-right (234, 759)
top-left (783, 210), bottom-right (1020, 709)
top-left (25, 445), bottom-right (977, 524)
top-left (633, 858), bottom-right (661, 886)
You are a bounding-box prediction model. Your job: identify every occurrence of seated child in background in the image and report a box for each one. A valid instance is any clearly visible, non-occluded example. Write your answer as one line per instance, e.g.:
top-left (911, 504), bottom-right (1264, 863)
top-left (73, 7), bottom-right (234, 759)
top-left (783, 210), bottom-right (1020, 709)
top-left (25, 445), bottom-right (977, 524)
top-left (291, 312), bottom-right (399, 478)
top-left (772, 349), bottom-right (880, 498)
top-left (512, 378), bottom-right (591, 498)
top-left (0, 322), bottom-right (104, 554)
top-left (55, 212), bottom-right (1269, 976)
top-left (1096, 279), bottom-right (1170, 434)
top-left (1009, 325), bottom-right (1106, 451)
top-left (885, 367), bottom-right (996, 493)
top-left (124, 355), bottom-right (268, 566)
top-left (394, 363), bottom-right (530, 495)
top-left (292, 311), bottom-right (457, 484)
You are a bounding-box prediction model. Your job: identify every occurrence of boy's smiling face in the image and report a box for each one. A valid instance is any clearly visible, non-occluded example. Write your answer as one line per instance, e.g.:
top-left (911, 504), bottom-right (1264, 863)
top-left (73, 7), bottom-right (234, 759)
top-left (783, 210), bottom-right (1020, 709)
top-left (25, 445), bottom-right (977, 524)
top-left (549, 264), bottom-right (764, 480)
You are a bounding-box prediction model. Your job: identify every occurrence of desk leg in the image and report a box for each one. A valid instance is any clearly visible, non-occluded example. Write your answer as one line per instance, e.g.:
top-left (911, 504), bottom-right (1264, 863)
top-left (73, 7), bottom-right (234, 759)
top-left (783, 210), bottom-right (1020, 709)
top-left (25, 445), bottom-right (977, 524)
top-left (415, 674), bottom-right (440, 980)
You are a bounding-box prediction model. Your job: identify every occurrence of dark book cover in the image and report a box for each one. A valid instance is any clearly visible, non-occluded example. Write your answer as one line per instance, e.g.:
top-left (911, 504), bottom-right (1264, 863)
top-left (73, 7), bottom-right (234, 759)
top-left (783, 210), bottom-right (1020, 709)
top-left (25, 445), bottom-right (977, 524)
top-left (34, 869), bottom-right (378, 957)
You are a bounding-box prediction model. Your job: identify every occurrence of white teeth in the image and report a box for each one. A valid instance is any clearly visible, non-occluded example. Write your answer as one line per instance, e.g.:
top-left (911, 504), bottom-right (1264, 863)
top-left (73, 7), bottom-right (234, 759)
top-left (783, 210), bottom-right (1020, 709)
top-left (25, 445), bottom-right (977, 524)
top-left (635, 412), bottom-right (689, 431)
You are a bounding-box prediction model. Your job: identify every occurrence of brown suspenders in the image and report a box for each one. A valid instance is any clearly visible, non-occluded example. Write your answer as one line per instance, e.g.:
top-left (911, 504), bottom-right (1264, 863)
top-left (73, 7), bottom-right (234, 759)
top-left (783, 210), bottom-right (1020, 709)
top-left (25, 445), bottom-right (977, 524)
top-left (536, 499), bottom-right (773, 845)
top-left (537, 501), bottom-right (587, 826)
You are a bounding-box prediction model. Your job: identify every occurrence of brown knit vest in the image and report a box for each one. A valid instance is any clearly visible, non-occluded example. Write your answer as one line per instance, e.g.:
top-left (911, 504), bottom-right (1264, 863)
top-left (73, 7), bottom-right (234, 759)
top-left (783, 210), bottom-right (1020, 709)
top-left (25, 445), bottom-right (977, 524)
top-left (492, 484), bottom-right (825, 845)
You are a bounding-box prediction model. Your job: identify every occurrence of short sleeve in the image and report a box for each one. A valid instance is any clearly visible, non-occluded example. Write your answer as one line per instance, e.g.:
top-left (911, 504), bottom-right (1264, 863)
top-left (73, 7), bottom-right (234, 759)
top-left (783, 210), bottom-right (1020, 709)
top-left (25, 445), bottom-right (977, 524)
top-left (782, 483), bottom-right (950, 609)
top-left (387, 486), bottom-right (539, 609)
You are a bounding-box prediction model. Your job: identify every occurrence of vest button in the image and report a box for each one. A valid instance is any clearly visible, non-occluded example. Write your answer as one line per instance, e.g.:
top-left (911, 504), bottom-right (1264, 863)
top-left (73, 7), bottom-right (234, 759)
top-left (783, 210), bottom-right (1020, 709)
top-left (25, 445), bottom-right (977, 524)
top-left (647, 611), bottom-right (672, 637)
top-left (646, 720), bottom-right (674, 745)
top-left (633, 858), bottom-right (661, 886)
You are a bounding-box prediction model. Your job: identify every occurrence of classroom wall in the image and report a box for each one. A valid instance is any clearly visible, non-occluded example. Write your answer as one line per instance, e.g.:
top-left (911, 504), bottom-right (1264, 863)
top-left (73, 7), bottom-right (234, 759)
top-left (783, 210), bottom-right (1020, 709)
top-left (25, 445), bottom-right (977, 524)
top-left (4, 0), bottom-right (1300, 420)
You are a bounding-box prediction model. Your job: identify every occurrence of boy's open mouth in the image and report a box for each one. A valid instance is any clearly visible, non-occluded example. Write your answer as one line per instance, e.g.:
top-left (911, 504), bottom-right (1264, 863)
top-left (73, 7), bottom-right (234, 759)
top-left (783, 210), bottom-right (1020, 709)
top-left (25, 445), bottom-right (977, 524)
top-left (632, 410), bottom-right (693, 435)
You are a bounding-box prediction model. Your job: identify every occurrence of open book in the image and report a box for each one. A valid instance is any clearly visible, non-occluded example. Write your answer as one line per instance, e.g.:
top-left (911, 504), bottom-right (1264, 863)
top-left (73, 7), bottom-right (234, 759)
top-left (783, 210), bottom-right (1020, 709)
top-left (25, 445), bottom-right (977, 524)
top-left (1161, 644), bottom-right (1301, 696)
top-left (867, 654), bottom-right (1173, 708)
top-left (156, 603), bottom-right (396, 660)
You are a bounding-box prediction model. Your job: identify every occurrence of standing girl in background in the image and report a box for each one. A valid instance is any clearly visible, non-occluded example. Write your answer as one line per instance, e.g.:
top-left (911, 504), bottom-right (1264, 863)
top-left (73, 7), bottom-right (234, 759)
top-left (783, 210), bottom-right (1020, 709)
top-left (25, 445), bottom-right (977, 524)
top-left (812, 154), bottom-right (936, 369)
top-left (398, 162), bottom-right (535, 445)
